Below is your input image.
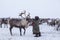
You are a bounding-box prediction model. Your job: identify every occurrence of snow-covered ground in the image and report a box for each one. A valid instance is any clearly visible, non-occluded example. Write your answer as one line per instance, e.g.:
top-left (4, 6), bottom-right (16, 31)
top-left (0, 23), bottom-right (60, 40)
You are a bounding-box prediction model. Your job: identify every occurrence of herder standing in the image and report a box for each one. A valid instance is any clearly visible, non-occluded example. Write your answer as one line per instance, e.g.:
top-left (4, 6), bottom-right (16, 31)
top-left (32, 16), bottom-right (41, 37)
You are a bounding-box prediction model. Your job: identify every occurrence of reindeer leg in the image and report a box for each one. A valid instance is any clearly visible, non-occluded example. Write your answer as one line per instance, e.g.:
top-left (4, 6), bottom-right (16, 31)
top-left (56, 25), bottom-right (60, 31)
top-left (9, 26), bottom-right (13, 35)
top-left (23, 27), bottom-right (26, 35)
top-left (19, 27), bottom-right (22, 36)
top-left (1, 25), bottom-right (2, 28)
top-left (0, 24), bottom-right (2, 28)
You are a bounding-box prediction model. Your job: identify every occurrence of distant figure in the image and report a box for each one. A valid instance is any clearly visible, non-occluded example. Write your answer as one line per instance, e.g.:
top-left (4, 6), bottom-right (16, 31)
top-left (32, 16), bottom-right (41, 37)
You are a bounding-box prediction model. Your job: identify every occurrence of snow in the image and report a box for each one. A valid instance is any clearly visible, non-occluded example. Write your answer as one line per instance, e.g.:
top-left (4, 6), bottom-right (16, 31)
top-left (0, 23), bottom-right (60, 40)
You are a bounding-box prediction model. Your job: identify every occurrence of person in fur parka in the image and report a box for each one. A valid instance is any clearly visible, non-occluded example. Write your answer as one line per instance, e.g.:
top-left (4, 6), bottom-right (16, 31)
top-left (32, 16), bottom-right (41, 37)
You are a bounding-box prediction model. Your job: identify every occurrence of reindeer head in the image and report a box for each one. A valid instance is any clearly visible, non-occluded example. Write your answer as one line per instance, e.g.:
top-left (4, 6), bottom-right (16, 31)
top-left (19, 10), bottom-right (31, 19)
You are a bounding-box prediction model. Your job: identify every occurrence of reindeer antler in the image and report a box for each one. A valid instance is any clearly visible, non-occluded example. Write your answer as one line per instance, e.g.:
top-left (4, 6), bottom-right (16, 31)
top-left (19, 13), bottom-right (25, 16)
top-left (19, 10), bottom-right (26, 18)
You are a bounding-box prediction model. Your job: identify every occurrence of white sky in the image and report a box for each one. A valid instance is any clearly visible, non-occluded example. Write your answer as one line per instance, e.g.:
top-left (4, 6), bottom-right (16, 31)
top-left (0, 0), bottom-right (60, 18)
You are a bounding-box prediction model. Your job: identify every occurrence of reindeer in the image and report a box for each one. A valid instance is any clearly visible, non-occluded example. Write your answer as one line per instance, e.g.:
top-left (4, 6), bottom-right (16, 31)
top-left (47, 19), bottom-right (57, 26)
top-left (0, 17), bottom-right (10, 28)
top-left (9, 10), bottom-right (31, 36)
top-left (54, 19), bottom-right (60, 31)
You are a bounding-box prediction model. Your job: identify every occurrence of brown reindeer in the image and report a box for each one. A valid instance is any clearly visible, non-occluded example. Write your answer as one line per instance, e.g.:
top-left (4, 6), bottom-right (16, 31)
top-left (9, 11), bottom-right (31, 36)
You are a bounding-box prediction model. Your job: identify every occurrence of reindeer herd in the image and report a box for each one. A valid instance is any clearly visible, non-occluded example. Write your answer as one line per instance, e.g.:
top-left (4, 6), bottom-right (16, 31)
top-left (0, 11), bottom-right (60, 36)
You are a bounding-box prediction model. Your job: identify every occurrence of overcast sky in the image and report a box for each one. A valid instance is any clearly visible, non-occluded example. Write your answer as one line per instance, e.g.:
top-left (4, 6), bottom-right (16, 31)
top-left (0, 0), bottom-right (60, 18)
